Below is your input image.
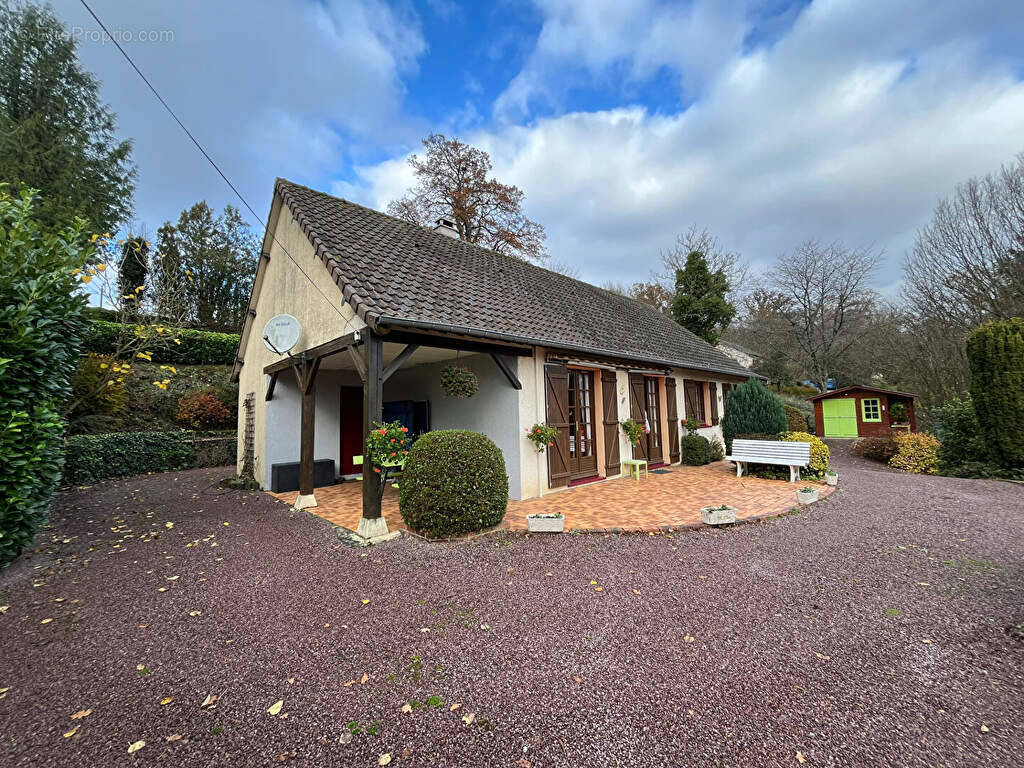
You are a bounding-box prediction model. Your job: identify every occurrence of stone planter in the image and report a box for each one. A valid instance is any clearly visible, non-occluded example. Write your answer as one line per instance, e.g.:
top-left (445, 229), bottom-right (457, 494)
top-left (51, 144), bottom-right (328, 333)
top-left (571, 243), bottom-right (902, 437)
top-left (700, 505), bottom-right (737, 525)
top-left (526, 514), bottom-right (564, 533)
top-left (796, 488), bottom-right (819, 505)
top-left (825, 472), bottom-right (838, 487)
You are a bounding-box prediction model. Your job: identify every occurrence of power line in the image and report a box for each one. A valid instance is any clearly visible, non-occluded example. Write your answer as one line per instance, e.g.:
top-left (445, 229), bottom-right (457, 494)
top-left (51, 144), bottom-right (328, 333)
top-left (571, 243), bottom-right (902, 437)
top-left (77, 0), bottom-right (356, 331)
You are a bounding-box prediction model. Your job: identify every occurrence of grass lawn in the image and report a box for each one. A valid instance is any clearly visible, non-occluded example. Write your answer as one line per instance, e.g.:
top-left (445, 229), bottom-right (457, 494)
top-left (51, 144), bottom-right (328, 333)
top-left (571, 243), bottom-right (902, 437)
top-left (1, 454), bottom-right (1022, 766)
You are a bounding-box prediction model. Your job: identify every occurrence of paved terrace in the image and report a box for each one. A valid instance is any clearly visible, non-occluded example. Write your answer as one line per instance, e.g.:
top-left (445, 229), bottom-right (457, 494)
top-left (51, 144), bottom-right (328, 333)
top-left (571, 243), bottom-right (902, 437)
top-left (270, 461), bottom-right (834, 534)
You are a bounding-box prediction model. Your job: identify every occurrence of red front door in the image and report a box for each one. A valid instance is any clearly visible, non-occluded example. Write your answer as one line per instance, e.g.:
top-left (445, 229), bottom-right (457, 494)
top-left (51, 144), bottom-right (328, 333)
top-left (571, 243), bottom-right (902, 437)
top-left (340, 387), bottom-right (363, 476)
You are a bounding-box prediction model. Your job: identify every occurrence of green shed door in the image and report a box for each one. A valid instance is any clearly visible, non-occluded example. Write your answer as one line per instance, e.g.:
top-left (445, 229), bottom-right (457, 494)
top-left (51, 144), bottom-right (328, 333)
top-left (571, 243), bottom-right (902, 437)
top-left (822, 399), bottom-right (858, 437)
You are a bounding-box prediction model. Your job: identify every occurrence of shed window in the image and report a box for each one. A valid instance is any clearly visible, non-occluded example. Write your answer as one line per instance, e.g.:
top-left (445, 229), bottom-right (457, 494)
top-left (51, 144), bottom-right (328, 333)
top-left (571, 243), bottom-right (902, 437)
top-left (861, 398), bottom-right (881, 422)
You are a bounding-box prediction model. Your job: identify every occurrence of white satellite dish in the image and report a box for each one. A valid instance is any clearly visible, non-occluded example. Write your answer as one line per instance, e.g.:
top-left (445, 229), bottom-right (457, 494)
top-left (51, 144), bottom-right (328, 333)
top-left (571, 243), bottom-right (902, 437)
top-left (262, 314), bottom-right (301, 355)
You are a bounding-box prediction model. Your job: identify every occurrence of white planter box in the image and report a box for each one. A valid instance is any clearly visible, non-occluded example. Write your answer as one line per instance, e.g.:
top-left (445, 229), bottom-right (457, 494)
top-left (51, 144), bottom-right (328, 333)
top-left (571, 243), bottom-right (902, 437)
top-left (796, 489), bottom-right (819, 505)
top-left (825, 473), bottom-right (838, 486)
top-left (526, 514), bottom-right (564, 533)
top-left (700, 506), bottom-right (737, 525)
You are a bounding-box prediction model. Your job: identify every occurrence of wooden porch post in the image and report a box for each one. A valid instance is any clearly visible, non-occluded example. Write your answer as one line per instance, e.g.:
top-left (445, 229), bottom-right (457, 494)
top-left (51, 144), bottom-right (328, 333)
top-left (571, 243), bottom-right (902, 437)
top-left (293, 353), bottom-right (321, 510)
top-left (359, 330), bottom-right (387, 538)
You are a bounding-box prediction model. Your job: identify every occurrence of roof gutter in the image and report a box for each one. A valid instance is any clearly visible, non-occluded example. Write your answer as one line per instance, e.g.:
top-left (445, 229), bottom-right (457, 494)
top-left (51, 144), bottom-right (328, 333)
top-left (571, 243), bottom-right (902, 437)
top-left (375, 316), bottom-right (762, 381)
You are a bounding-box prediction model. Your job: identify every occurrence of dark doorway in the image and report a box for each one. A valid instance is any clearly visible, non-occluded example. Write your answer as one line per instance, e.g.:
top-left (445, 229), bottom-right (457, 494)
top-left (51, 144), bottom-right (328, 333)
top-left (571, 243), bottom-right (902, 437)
top-left (567, 369), bottom-right (598, 480)
top-left (340, 387), bottom-right (363, 476)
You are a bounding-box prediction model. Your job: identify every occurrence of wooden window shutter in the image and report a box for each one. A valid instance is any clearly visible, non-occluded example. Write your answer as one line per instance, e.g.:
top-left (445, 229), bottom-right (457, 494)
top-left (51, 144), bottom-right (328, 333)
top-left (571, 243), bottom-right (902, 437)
top-left (665, 376), bottom-right (679, 464)
top-left (709, 382), bottom-right (719, 426)
top-left (600, 369), bottom-right (620, 477)
top-left (544, 363), bottom-right (571, 488)
top-left (628, 373), bottom-right (648, 461)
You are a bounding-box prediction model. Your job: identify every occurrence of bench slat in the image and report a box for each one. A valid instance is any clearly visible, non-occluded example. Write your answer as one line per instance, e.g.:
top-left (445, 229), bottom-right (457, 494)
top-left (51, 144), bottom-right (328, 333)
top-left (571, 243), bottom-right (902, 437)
top-left (727, 439), bottom-right (811, 467)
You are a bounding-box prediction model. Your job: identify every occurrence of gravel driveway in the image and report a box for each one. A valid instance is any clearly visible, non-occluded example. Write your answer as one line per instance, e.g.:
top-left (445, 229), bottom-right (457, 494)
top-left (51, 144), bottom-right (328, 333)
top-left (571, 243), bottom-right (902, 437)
top-left (1, 450), bottom-right (1022, 767)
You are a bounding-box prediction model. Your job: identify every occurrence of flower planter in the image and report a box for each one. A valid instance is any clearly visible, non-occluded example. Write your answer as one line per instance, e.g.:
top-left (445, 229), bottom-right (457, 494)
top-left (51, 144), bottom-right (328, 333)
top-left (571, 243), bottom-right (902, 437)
top-left (526, 514), bottom-right (564, 533)
top-left (796, 488), bottom-right (819, 505)
top-left (700, 505), bottom-right (737, 526)
top-left (825, 473), bottom-right (838, 487)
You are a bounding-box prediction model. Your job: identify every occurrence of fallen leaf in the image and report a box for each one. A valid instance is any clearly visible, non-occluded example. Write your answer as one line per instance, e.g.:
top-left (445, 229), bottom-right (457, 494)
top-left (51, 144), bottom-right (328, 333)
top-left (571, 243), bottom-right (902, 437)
top-left (683, 635), bottom-right (695, 643)
top-left (361, 599), bottom-right (370, 605)
top-left (922, 638), bottom-right (933, 644)
top-left (165, 734), bottom-right (182, 743)
top-left (200, 693), bottom-right (218, 709)
top-left (287, 678), bottom-right (295, 685)
top-left (223, 522), bottom-right (229, 526)
top-left (160, 697), bottom-right (173, 705)
top-left (40, 618), bottom-right (53, 625)
top-left (128, 740), bottom-right (145, 754)
top-left (0, 606), bottom-right (8, 613)
top-left (157, 587), bottom-right (167, 593)
top-left (573, 676), bottom-right (582, 683)
top-left (589, 580), bottom-right (597, 585)
top-left (137, 624), bottom-right (148, 629)
top-left (267, 700), bottom-right (283, 716)
top-left (339, 731), bottom-right (352, 744)
top-left (796, 751), bottom-right (806, 764)
top-left (981, 725), bottom-right (990, 733)
top-left (632, 589), bottom-right (642, 596)
top-left (360, 673), bottom-right (369, 685)
top-left (166, 576), bottom-right (179, 581)
top-left (324, 623), bottom-right (330, 628)
top-left (401, 704), bottom-right (412, 713)
top-left (63, 726), bottom-right (79, 738)
top-left (545, 572), bottom-right (553, 577)
top-left (54, 597), bottom-right (65, 603)
top-left (594, 586), bottom-right (604, 592)
top-left (517, 759), bottom-right (532, 768)
top-left (70, 709), bottom-right (92, 720)
top-left (165, 522), bottom-right (174, 529)
top-left (343, 679), bottom-right (356, 687)
top-left (378, 754), bottom-right (392, 766)
top-left (450, 703), bottom-right (461, 711)
top-left (480, 623), bottom-right (491, 630)
top-left (815, 653), bottom-right (831, 660)
top-left (136, 664), bottom-right (145, 671)
top-left (462, 712), bottom-right (475, 725)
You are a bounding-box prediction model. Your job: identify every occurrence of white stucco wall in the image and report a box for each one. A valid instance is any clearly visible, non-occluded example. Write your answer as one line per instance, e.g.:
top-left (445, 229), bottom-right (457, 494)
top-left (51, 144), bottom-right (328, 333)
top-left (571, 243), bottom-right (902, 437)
top-left (236, 197), bottom-right (365, 487)
top-left (518, 348), bottom-right (547, 499)
top-left (385, 353), bottom-right (524, 500)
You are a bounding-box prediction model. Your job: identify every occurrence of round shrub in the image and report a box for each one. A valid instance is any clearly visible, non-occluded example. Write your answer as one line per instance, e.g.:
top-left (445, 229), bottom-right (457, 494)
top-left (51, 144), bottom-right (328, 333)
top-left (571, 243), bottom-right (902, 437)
top-left (176, 389), bottom-right (231, 429)
top-left (856, 434), bottom-right (899, 463)
top-left (889, 432), bottom-right (939, 474)
top-left (780, 431), bottom-right (830, 477)
top-left (680, 433), bottom-right (712, 465)
top-left (399, 430), bottom-right (508, 537)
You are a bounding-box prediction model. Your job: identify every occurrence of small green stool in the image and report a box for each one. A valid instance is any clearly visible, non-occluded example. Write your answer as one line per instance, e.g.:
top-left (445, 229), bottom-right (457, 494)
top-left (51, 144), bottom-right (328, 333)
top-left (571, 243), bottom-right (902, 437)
top-left (621, 458), bottom-right (648, 479)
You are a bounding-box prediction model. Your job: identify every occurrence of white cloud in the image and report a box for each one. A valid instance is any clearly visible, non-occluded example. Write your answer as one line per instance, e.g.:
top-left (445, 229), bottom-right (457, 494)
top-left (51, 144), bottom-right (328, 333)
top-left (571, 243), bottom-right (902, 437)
top-left (344, 0), bottom-right (1024, 291)
top-left (51, 0), bottom-right (426, 231)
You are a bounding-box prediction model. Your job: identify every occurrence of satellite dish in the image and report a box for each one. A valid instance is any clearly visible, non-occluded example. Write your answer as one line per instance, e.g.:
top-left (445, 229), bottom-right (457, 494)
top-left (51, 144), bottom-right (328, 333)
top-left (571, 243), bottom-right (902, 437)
top-left (262, 314), bottom-right (301, 355)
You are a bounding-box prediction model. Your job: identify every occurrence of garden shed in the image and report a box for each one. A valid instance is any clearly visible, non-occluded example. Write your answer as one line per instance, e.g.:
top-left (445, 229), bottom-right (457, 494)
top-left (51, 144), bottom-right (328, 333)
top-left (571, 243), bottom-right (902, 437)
top-left (807, 385), bottom-right (917, 438)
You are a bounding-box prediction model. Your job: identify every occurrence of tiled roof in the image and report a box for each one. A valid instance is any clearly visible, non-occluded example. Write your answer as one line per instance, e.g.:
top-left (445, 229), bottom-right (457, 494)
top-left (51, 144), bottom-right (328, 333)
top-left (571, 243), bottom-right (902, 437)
top-left (275, 179), bottom-right (754, 377)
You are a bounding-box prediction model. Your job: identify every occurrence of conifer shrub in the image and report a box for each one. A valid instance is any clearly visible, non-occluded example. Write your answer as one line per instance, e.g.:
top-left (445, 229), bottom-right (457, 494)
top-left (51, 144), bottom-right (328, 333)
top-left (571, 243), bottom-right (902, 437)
top-left (721, 378), bottom-right (787, 452)
top-left (966, 319), bottom-right (1024, 469)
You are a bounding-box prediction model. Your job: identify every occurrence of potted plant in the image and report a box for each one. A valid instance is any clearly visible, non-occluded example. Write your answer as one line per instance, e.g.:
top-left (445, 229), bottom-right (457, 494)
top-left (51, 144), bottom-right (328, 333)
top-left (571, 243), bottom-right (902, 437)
top-left (366, 421), bottom-right (411, 502)
top-left (440, 365), bottom-right (479, 398)
top-left (889, 401), bottom-right (908, 425)
top-left (620, 418), bottom-right (644, 446)
top-left (825, 469), bottom-right (838, 486)
top-left (525, 511), bottom-right (564, 533)
top-left (525, 423), bottom-right (559, 453)
top-left (700, 504), bottom-right (737, 525)
top-left (796, 486), bottom-right (819, 504)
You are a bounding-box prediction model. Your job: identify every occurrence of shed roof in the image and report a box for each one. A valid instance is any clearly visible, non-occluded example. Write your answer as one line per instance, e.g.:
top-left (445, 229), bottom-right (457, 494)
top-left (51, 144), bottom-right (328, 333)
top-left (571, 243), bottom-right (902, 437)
top-left (806, 384), bottom-right (918, 402)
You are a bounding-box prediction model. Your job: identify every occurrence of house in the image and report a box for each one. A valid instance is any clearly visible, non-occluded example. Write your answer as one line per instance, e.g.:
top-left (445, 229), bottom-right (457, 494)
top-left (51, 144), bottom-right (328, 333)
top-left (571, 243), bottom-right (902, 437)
top-left (716, 340), bottom-right (758, 370)
top-left (231, 179), bottom-right (755, 538)
top-left (807, 385), bottom-right (917, 438)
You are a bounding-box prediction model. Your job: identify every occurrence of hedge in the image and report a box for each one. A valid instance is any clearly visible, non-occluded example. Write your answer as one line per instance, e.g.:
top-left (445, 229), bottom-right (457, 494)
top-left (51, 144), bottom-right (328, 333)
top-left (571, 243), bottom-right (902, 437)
top-left (83, 320), bottom-right (240, 365)
top-left (63, 431), bottom-right (237, 485)
top-left (966, 319), bottom-right (1024, 469)
top-left (398, 430), bottom-right (508, 537)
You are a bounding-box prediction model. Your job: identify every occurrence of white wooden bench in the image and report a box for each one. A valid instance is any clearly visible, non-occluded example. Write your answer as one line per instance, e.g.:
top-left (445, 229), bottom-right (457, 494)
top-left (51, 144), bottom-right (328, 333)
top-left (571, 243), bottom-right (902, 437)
top-left (726, 439), bottom-right (811, 483)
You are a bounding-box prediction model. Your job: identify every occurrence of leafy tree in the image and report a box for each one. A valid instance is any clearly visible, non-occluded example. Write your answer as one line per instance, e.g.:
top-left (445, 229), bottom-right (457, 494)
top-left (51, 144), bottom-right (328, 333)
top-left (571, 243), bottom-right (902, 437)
top-left (966, 318), bottom-right (1024, 469)
top-left (658, 225), bottom-right (749, 303)
top-left (151, 202), bottom-right (259, 331)
top-left (671, 251), bottom-right (735, 345)
top-left (720, 378), bottom-right (787, 451)
top-left (118, 236), bottom-right (149, 319)
top-left (0, 187), bottom-right (93, 566)
top-left (0, 2), bottom-right (135, 234)
top-left (387, 133), bottom-right (547, 263)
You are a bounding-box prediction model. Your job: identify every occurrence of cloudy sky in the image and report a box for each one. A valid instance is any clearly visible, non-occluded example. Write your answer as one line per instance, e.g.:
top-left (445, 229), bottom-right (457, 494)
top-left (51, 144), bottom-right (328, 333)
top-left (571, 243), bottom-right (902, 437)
top-left (53, 0), bottom-right (1024, 290)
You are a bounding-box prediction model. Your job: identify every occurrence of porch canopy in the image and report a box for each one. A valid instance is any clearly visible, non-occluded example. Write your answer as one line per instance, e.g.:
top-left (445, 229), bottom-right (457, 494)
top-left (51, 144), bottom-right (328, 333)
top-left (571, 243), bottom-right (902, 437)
top-left (262, 325), bottom-right (531, 538)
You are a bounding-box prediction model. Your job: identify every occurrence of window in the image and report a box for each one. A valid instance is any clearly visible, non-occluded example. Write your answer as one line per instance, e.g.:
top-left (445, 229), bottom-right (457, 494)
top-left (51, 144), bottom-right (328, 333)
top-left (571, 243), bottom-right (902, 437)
top-left (709, 382), bottom-right (720, 426)
top-left (861, 398), bottom-right (881, 422)
top-left (684, 380), bottom-right (706, 425)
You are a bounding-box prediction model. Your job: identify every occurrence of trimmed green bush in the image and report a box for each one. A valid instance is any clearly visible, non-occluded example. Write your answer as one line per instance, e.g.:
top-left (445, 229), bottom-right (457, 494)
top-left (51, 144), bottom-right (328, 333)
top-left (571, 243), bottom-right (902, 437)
top-left (966, 319), bottom-right (1024, 469)
top-left (783, 404), bottom-right (806, 433)
top-left (1, 189), bottom-right (92, 567)
top-left (780, 431), bottom-right (830, 477)
top-left (83, 320), bottom-right (240, 365)
top-left (856, 434), bottom-right (899, 463)
top-left (721, 379), bottom-right (787, 452)
top-left (932, 396), bottom-right (988, 475)
top-left (398, 430), bottom-right (508, 537)
top-left (889, 432), bottom-right (940, 475)
top-left (64, 431), bottom-right (197, 485)
top-left (680, 433), bottom-right (712, 465)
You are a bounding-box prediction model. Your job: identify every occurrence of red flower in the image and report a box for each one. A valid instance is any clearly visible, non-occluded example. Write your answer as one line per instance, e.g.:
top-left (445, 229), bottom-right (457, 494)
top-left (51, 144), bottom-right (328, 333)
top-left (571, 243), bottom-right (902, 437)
top-left (548, 441), bottom-right (554, 446)
top-left (391, 451), bottom-right (397, 457)
top-left (374, 467), bottom-right (381, 474)
top-left (402, 450), bottom-right (408, 454)
top-left (378, 428), bottom-right (387, 435)
top-left (390, 438), bottom-right (395, 443)
top-left (400, 427), bottom-right (408, 433)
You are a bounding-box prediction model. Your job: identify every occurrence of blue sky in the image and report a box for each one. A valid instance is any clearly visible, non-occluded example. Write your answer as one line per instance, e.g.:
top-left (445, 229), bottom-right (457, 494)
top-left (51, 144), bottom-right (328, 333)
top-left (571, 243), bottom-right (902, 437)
top-left (53, 0), bottom-right (1024, 290)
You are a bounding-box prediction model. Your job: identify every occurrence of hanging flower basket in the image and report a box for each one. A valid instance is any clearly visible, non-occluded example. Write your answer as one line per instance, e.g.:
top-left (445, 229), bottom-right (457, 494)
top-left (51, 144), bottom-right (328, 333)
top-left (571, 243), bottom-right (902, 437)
top-left (525, 423), bottom-right (559, 453)
top-left (440, 365), bottom-right (479, 398)
top-left (620, 418), bottom-right (644, 446)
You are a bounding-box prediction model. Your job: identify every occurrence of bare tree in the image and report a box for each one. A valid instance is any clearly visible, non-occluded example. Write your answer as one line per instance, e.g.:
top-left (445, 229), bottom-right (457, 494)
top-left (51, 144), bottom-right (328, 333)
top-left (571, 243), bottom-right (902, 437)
top-left (387, 134), bottom-right (547, 263)
top-left (657, 225), bottom-right (750, 303)
top-left (767, 241), bottom-right (882, 389)
top-left (904, 153), bottom-right (1024, 331)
